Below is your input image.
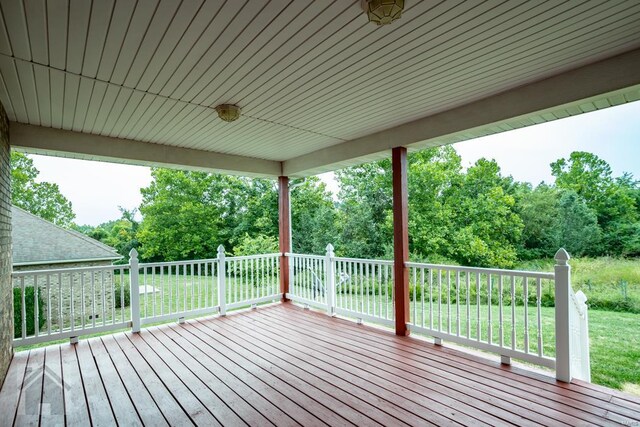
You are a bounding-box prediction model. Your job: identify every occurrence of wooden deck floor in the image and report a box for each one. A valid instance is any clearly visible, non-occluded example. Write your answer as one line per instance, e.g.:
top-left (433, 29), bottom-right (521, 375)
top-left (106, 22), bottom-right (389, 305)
top-left (1, 303), bottom-right (639, 426)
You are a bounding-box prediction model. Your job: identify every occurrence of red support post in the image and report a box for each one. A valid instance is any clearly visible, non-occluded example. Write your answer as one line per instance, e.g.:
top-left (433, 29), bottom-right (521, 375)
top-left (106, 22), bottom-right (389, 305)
top-left (278, 176), bottom-right (291, 301)
top-left (392, 147), bottom-right (410, 336)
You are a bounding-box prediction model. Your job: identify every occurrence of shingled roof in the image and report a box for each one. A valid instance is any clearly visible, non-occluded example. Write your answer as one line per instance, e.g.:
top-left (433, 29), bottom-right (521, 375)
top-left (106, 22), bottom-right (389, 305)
top-left (11, 206), bottom-right (121, 266)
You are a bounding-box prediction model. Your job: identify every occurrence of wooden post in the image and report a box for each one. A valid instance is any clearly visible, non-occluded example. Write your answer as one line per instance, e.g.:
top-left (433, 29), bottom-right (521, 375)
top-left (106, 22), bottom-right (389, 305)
top-left (279, 176), bottom-right (291, 301)
top-left (392, 147), bottom-right (410, 336)
top-left (555, 248), bottom-right (571, 382)
top-left (129, 249), bottom-right (140, 333)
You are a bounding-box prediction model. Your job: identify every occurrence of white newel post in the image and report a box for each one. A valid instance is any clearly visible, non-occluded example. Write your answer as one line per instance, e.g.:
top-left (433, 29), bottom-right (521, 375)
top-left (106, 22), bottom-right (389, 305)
top-left (555, 248), bottom-right (571, 382)
top-left (129, 248), bottom-right (141, 333)
top-left (218, 245), bottom-right (227, 316)
top-left (326, 244), bottom-right (336, 316)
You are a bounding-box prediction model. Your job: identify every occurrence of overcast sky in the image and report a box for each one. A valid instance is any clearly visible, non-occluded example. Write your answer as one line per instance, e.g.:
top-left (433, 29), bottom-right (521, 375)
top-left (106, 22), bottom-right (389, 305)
top-left (29, 101), bottom-right (640, 226)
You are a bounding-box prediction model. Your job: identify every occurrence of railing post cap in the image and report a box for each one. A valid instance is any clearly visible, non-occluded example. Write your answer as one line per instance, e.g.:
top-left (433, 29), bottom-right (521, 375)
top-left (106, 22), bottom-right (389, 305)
top-left (129, 248), bottom-right (138, 259)
top-left (325, 243), bottom-right (334, 254)
top-left (217, 245), bottom-right (225, 254)
top-left (554, 248), bottom-right (570, 264)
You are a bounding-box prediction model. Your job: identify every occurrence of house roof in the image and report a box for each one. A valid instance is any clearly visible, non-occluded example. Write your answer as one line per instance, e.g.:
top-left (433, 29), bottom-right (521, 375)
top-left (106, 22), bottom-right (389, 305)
top-left (1, 2), bottom-right (640, 177)
top-left (11, 206), bottom-right (121, 266)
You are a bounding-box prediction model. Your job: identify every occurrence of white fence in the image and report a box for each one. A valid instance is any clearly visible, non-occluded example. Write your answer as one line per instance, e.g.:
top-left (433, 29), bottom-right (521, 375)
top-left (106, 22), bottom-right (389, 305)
top-left (287, 245), bottom-right (591, 382)
top-left (12, 246), bottom-right (281, 346)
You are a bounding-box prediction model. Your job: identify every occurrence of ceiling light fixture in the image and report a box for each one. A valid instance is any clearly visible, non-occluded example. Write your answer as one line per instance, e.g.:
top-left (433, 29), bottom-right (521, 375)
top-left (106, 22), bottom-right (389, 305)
top-left (361, 0), bottom-right (404, 26)
top-left (215, 104), bottom-right (241, 122)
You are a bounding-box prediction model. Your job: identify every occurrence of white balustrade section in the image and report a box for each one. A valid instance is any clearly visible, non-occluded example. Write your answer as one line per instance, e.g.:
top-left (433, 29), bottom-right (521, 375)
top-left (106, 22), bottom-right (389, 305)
top-left (224, 253), bottom-right (281, 310)
top-left (12, 263), bottom-right (132, 345)
top-left (137, 256), bottom-right (220, 326)
top-left (12, 241), bottom-right (590, 383)
top-left (285, 252), bottom-right (327, 310)
top-left (405, 261), bottom-right (556, 368)
top-left (286, 246), bottom-right (395, 327)
top-left (12, 246), bottom-right (282, 345)
top-left (287, 245), bottom-right (590, 382)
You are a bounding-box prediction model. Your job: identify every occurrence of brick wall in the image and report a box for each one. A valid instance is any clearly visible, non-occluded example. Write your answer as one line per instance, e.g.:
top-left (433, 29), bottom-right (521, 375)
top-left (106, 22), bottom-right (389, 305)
top-left (0, 103), bottom-right (12, 388)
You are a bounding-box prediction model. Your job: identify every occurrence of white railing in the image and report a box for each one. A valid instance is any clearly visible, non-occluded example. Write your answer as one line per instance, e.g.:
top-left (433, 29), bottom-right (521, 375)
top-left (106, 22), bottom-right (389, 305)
top-left (405, 261), bottom-right (556, 368)
top-left (137, 256), bottom-right (220, 326)
top-left (12, 246), bottom-right (282, 346)
top-left (287, 245), bottom-right (590, 382)
top-left (569, 290), bottom-right (591, 382)
top-left (12, 264), bottom-right (132, 345)
top-left (224, 252), bottom-right (281, 311)
top-left (286, 246), bottom-right (395, 328)
top-left (12, 242), bottom-right (590, 382)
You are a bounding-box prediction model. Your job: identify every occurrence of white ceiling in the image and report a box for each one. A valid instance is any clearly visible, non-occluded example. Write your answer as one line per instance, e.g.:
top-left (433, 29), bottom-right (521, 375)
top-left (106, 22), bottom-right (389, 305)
top-left (0, 0), bottom-right (639, 176)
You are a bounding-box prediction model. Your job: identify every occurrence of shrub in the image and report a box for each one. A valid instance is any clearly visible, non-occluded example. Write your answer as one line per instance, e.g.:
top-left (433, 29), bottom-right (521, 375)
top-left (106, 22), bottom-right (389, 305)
top-left (13, 286), bottom-right (45, 338)
top-left (114, 280), bottom-right (131, 308)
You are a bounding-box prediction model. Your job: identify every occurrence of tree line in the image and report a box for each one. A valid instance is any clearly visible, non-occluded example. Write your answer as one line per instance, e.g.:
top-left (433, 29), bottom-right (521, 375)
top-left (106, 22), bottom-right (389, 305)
top-left (11, 148), bottom-right (640, 268)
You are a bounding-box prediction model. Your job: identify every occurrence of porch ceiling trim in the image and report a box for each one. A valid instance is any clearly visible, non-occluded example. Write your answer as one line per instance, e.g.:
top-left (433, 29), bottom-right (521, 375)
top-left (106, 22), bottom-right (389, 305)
top-left (9, 122), bottom-right (282, 178)
top-left (283, 48), bottom-right (640, 177)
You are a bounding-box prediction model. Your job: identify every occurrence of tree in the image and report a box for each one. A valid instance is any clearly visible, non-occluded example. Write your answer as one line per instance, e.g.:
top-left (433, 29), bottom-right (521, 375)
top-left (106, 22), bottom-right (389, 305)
top-left (551, 152), bottom-right (639, 255)
top-left (291, 177), bottom-right (338, 255)
top-left (11, 152), bottom-right (75, 227)
top-left (446, 159), bottom-right (523, 268)
top-left (335, 160), bottom-right (392, 258)
top-left (556, 190), bottom-right (601, 257)
top-left (137, 169), bottom-right (246, 261)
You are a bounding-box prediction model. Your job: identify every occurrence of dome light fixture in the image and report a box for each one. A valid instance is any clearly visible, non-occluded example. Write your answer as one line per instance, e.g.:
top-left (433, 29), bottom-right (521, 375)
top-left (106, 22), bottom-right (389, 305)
top-left (361, 0), bottom-right (404, 26)
top-left (215, 104), bottom-right (241, 122)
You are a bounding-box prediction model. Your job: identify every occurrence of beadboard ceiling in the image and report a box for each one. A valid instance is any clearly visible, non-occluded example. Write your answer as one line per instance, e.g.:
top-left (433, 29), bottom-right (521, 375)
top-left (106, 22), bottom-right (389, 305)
top-left (0, 0), bottom-right (639, 176)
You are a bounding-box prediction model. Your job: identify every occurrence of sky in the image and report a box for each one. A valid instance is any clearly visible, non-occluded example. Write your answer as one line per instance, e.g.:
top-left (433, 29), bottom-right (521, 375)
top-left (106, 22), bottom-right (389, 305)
top-left (29, 101), bottom-right (640, 226)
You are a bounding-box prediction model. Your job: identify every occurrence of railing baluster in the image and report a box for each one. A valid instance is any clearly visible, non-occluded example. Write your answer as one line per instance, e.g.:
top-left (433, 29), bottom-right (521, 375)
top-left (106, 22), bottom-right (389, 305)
top-left (58, 273), bottom-right (63, 333)
top-left (421, 268), bottom-right (425, 328)
top-left (429, 269), bottom-right (433, 330)
top-left (21, 276), bottom-right (26, 339)
top-left (524, 277), bottom-right (529, 353)
top-left (438, 269), bottom-right (442, 332)
top-left (412, 267), bottom-right (416, 324)
top-left (447, 270), bottom-right (451, 334)
top-left (456, 271), bottom-right (460, 336)
top-left (466, 273), bottom-right (470, 339)
top-left (34, 276), bottom-right (40, 337)
top-left (537, 277), bottom-right (543, 357)
top-left (511, 275), bottom-right (516, 350)
top-left (488, 274), bottom-right (492, 344)
top-left (47, 274), bottom-right (51, 335)
top-left (70, 272), bottom-right (75, 332)
top-left (476, 272), bottom-right (480, 342)
top-left (499, 275), bottom-right (504, 347)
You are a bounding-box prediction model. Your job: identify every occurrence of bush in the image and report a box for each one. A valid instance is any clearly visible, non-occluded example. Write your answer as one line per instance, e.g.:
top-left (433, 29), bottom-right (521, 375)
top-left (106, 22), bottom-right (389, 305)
top-left (13, 286), bottom-right (45, 338)
top-left (114, 280), bottom-right (131, 308)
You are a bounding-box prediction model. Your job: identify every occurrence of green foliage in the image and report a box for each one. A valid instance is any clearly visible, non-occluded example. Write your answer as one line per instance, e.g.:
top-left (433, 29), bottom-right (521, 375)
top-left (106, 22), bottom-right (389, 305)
top-left (114, 280), bottom-right (131, 309)
top-left (10, 152), bottom-right (75, 227)
top-left (13, 286), bottom-right (45, 338)
top-left (233, 234), bottom-right (279, 256)
top-left (551, 151), bottom-right (639, 255)
top-left (291, 177), bottom-right (338, 255)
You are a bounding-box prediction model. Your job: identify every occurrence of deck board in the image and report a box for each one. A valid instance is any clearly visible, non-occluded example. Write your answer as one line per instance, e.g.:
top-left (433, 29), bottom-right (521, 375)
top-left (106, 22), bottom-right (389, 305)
top-left (1, 302), bottom-right (639, 426)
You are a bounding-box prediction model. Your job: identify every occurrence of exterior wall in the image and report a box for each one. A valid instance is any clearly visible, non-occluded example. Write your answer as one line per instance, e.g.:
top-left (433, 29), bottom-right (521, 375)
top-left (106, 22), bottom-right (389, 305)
top-left (0, 103), bottom-right (12, 388)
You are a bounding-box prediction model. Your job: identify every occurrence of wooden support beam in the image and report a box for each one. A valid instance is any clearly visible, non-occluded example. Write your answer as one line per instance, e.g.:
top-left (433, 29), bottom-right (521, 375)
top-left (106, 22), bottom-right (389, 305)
top-left (392, 147), bottom-right (410, 336)
top-left (278, 176), bottom-right (291, 301)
